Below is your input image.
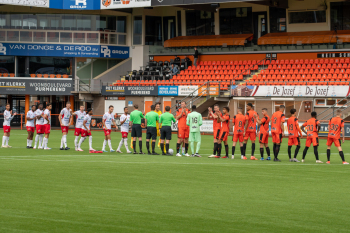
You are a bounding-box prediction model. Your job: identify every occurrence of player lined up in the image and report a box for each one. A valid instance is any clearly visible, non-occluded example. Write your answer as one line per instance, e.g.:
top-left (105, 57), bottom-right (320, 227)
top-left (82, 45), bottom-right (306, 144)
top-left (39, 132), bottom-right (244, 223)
top-left (1, 102), bottom-right (349, 164)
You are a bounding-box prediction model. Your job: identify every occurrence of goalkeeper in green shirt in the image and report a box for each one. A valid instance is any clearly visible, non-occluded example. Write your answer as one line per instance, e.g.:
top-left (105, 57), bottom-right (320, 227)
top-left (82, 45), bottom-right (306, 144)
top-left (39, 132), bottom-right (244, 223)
top-left (186, 105), bottom-right (203, 157)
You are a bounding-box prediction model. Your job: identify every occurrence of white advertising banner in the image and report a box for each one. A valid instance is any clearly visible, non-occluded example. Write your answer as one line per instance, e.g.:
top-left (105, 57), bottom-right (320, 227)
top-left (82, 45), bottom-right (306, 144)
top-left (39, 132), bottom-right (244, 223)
top-left (0, 0), bottom-right (49, 7)
top-left (178, 86), bottom-right (198, 96)
top-left (172, 120), bottom-right (213, 133)
top-left (101, 0), bottom-right (151, 9)
top-left (251, 86), bottom-right (350, 97)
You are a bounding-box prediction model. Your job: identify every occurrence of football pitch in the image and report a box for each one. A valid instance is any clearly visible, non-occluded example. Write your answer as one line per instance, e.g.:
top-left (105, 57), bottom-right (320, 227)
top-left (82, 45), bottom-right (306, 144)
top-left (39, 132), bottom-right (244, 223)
top-left (0, 130), bottom-right (349, 233)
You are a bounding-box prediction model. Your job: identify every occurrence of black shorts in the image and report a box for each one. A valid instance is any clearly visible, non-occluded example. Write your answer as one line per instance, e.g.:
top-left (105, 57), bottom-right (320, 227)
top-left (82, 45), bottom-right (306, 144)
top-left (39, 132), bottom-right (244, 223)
top-left (160, 126), bottom-right (172, 140)
top-left (146, 127), bottom-right (157, 140)
top-left (131, 124), bottom-right (142, 137)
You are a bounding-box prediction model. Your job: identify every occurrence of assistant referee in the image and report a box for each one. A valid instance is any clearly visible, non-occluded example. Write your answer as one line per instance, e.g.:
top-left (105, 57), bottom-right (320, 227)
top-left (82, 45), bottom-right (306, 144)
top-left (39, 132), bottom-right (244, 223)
top-left (159, 106), bottom-right (176, 156)
top-left (130, 104), bottom-right (145, 154)
top-left (145, 105), bottom-right (159, 155)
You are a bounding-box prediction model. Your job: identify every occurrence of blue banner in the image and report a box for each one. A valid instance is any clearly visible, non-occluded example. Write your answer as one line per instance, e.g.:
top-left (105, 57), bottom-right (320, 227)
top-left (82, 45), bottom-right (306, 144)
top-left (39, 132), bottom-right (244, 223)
top-left (100, 45), bottom-right (129, 59)
top-left (50, 0), bottom-right (101, 10)
top-left (0, 43), bottom-right (129, 59)
top-left (158, 86), bottom-right (178, 96)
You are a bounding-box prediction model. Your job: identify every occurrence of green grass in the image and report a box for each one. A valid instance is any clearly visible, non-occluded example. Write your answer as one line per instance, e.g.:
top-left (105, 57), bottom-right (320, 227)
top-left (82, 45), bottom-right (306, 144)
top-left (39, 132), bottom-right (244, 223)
top-left (0, 129), bottom-right (350, 233)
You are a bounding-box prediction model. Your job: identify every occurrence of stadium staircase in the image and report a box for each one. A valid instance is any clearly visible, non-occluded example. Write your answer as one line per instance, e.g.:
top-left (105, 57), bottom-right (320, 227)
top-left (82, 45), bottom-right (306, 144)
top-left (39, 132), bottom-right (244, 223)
top-left (318, 97), bottom-right (350, 121)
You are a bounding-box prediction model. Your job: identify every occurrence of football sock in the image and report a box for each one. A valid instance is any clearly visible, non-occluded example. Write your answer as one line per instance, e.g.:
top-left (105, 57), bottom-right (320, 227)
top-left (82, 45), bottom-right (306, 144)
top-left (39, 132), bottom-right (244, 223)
top-left (232, 146), bottom-right (235, 156)
top-left (225, 144), bottom-right (228, 157)
top-left (240, 146), bottom-right (244, 155)
top-left (89, 136), bottom-right (93, 150)
top-left (102, 139), bottom-right (107, 151)
top-left (6, 136), bottom-right (9, 146)
top-left (146, 141), bottom-right (150, 152)
top-left (166, 143), bottom-right (169, 154)
top-left (139, 141), bottom-right (142, 152)
top-left (213, 143), bottom-right (218, 155)
top-left (60, 136), bottom-right (64, 148)
top-left (339, 151), bottom-right (345, 162)
top-left (190, 142), bottom-right (195, 155)
top-left (118, 139), bottom-right (124, 150)
top-left (182, 147), bottom-right (185, 154)
top-left (185, 143), bottom-right (189, 154)
top-left (273, 144), bottom-right (276, 157)
top-left (108, 139), bottom-right (113, 150)
top-left (266, 147), bottom-right (271, 157)
top-left (294, 146), bottom-right (300, 158)
top-left (133, 141), bottom-right (136, 152)
top-left (27, 139), bottom-right (29, 147)
top-left (302, 147), bottom-right (309, 159)
top-left (243, 143), bottom-right (247, 156)
top-left (2, 136), bottom-right (5, 146)
top-left (196, 141), bottom-right (201, 154)
top-left (288, 146), bottom-right (292, 159)
top-left (39, 134), bottom-right (44, 147)
top-left (327, 149), bottom-right (331, 161)
top-left (275, 144), bottom-right (280, 158)
top-left (314, 146), bottom-right (319, 160)
top-left (176, 143), bottom-right (180, 153)
top-left (42, 138), bottom-right (46, 148)
top-left (251, 143), bottom-right (255, 156)
top-left (63, 135), bottom-right (67, 148)
top-left (160, 143), bottom-right (164, 154)
top-left (124, 138), bottom-right (128, 151)
top-left (34, 135), bottom-right (39, 147)
top-left (260, 148), bottom-right (264, 158)
top-left (151, 141), bottom-right (155, 153)
top-left (74, 136), bottom-right (79, 148)
top-left (78, 137), bottom-right (85, 149)
top-left (218, 143), bottom-right (222, 157)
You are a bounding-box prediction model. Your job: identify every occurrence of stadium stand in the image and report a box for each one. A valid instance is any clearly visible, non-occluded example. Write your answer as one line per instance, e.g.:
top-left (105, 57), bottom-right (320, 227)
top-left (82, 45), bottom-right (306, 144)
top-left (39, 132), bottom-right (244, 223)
top-left (164, 34), bottom-right (254, 48)
top-left (111, 59), bottom-right (261, 90)
top-left (258, 30), bottom-right (350, 45)
top-left (243, 58), bottom-right (350, 86)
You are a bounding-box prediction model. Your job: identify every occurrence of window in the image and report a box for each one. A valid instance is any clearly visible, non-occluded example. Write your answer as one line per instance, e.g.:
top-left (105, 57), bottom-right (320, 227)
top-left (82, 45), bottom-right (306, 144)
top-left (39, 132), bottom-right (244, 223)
top-left (331, 2), bottom-right (350, 30)
top-left (28, 57), bottom-right (73, 77)
top-left (177, 11), bottom-right (182, 36)
top-left (133, 16), bottom-right (142, 45)
top-left (117, 16), bottom-right (126, 33)
top-left (270, 7), bottom-right (286, 33)
top-left (0, 56), bottom-right (15, 74)
top-left (186, 10), bottom-right (214, 36)
top-left (289, 11), bottom-right (326, 24)
top-left (315, 99), bottom-right (326, 106)
top-left (145, 16), bottom-right (162, 45)
top-left (219, 8), bottom-right (252, 35)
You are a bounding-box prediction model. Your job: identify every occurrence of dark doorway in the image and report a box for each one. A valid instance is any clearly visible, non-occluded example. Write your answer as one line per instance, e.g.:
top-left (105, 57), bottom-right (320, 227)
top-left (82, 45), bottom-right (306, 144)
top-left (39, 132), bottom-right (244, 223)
top-left (253, 12), bottom-right (267, 45)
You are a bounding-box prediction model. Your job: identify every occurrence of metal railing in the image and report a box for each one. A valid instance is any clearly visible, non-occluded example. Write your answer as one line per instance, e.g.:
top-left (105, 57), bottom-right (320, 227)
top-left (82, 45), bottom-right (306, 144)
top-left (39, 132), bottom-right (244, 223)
top-left (75, 79), bottom-right (102, 92)
top-left (318, 96), bottom-right (350, 120)
top-left (0, 29), bottom-right (128, 45)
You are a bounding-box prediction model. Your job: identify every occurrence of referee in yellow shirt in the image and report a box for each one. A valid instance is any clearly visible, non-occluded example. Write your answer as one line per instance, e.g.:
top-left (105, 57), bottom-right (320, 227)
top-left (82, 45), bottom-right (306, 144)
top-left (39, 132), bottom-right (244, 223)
top-left (155, 103), bottom-right (162, 147)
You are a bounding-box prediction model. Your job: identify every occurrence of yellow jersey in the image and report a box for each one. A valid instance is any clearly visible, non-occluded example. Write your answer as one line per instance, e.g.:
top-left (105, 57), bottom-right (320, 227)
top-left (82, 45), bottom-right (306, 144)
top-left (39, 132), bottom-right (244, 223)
top-left (155, 110), bottom-right (162, 130)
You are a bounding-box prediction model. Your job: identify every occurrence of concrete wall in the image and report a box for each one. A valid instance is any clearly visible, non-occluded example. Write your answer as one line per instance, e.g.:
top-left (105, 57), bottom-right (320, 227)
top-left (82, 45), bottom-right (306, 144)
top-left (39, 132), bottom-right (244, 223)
top-left (92, 96), bottom-right (106, 116)
top-left (94, 58), bottom-right (132, 84)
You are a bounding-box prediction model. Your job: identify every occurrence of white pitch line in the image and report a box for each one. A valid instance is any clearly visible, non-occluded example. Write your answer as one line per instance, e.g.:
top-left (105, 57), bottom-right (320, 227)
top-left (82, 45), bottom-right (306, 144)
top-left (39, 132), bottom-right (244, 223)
top-left (0, 157), bottom-right (347, 166)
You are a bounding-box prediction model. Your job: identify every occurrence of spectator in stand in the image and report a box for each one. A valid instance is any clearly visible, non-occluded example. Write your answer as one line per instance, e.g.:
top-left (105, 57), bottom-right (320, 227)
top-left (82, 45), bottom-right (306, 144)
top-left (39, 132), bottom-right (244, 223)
top-left (170, 64), bottom-right (179, 76)
top-left (184, 55), bottom-right (192, 68)
top-left (174, 55), bottom-right (180, 62)
top-left (194, 47), bottom-right (199, 67)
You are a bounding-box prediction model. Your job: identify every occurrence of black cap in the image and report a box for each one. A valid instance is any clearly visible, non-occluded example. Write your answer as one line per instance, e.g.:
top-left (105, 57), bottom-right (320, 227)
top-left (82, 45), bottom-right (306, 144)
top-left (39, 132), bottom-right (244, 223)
top-left (247, 103), bottom-right (253, 107)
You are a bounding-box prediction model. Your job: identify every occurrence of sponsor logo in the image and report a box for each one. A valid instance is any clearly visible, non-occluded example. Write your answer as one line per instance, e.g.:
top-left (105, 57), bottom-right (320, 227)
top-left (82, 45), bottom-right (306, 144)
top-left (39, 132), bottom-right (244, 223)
top-left (101, 46), bottom-right (111, 58)
top-left (102, 0), bottom-right (112, 6)
top-left (70, 0), bottom-right (87, 9)
top-left (0, 43), bottom-right (6, 55)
